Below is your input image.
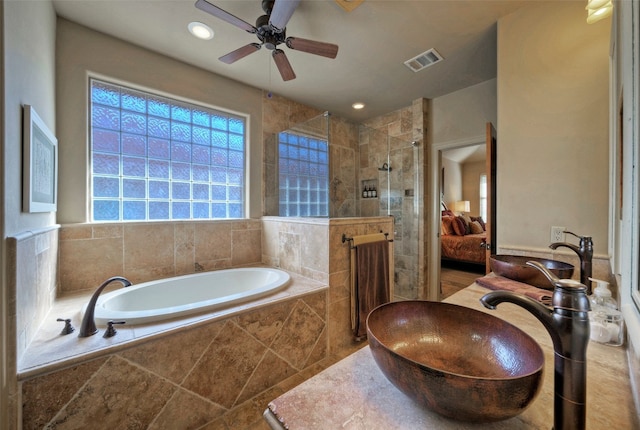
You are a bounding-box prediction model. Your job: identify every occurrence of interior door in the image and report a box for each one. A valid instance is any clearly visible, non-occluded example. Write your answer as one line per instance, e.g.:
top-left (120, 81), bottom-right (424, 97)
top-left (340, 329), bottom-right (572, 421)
top-left (485, 122), bottom-right (497, 273)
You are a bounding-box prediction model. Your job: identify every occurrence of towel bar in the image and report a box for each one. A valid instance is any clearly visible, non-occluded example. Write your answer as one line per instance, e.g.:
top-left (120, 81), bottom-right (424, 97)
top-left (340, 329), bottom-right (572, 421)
top-left (342, 232), bottom-right (393, 249)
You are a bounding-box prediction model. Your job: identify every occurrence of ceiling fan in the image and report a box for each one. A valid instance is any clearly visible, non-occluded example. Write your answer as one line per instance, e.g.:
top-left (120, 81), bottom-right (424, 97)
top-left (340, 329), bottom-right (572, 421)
top-left (195, 0), bottom-right (339, 81)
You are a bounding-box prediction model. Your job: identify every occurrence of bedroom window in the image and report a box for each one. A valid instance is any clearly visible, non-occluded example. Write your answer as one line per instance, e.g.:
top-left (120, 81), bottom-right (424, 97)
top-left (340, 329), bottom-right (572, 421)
top-left (278, 131), bottom-right (329, 216)
top-left (90, 78), bottom-right (246, 221)
top-left (479, 174), bottom-right (487, 220)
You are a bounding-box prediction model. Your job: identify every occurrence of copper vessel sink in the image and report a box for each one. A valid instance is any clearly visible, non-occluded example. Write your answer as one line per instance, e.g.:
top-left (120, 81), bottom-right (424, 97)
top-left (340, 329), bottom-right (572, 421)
top-left (367, 300), bottom-right (544, 423)
top-left (490, 255), bottom-right (574, 289)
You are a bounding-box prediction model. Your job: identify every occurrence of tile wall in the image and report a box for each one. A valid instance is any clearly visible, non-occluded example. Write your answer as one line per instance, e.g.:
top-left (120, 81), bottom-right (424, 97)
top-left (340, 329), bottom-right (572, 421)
top-left (21, 290), bottom-right (328, 430)
top-left (261, 92), bottom-right (360, 218)
top-left (262, 216), bottom-right (394, 356)
top-left (57, 220), bottom-right (262, 295)
top-left (8, 227), bottom-right (58, 366)
top-left (6, 226), bottom-right (59, 428)
top-left (327, 217), bottom-right (395, 354)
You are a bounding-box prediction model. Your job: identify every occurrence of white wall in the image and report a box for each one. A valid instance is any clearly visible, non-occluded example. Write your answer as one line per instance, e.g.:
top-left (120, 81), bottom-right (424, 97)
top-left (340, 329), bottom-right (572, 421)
top-left (56, 19), bottom-right (264, 223)
top-left (432, 78), bottom-right (497, 144)
top-left (4, 0), bottom-right (57, 236)
top-left (441, 156), bottom-right (462, 208)
top-left (497, 1), bottom-right (610, 253)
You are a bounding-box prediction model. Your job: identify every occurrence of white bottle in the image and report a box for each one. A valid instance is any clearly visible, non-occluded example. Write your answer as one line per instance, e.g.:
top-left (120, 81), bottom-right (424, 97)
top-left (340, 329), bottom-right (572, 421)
top-left (588, 277), bottom-right (617, 310)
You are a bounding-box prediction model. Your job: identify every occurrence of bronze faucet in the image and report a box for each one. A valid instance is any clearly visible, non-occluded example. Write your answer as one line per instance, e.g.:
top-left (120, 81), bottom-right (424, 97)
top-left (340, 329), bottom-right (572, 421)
top-left (78, 276), bottom-right (131, 337)
top-left (549, 231), bottom-right (593, 294)
top-left (480, 261), bottom-right (590, 430)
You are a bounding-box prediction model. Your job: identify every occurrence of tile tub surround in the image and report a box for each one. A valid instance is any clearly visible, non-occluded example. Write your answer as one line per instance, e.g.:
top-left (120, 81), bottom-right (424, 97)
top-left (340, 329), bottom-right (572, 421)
top-left (266, 283), bottom-right (639, 429)
top-left (19, 275), bottom-right (328, 430)
top-left (58, 219), bottom-right (263, 295)
top-left (18, 270), bottom-right (326, 376)
top-left (9, 226), bottom-right (59, 366)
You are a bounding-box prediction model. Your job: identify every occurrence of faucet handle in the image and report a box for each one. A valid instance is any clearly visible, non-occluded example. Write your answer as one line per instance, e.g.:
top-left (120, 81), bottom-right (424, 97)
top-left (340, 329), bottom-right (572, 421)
top-left (527, 261), bottom-right (589, 313)
top-left (103, 320), bottom-right (126, 338)
top-left (564, 231), bottom-right (593, 245)
top-left (56, 318), bottom-right (75, 335)
top-left (526, 261), bottom-right (585, 290)
top-left (564, 230), bottom-right (580, 240)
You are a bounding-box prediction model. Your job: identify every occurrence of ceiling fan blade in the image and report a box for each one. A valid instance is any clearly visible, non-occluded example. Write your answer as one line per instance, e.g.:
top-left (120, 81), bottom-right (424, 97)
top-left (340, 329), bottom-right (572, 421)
top-left (195, 0), bottom-right (256, 33)
top-left (272, 49), bottom-right (296, 81)
top-left (219, 43), bottom-right (262, 64)
top-left (286, 37), bottom-right (339, 59)
top-left (269, 0), bottom-right (301, 32)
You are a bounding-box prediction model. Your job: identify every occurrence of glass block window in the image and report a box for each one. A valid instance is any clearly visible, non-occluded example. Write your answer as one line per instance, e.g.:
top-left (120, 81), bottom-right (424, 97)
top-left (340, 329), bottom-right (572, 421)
top-left (90, 79), bottom-right (245, 221)
top-left (278, 131), bottom-right (329, 216)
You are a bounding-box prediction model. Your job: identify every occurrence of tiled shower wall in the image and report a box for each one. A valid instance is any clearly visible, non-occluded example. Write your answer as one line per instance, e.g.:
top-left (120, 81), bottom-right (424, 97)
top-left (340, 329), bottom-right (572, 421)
top-left (360, 100), bottom-right (429, 300)
top-left (262, 92), bottom-right (430, 301)
top-left (262, 92), bottom-right (360, 218)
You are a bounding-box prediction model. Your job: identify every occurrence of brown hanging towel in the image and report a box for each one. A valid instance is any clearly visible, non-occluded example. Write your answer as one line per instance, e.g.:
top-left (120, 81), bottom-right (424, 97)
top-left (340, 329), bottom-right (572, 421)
top-left (351, 236), bottom-right (390, 340)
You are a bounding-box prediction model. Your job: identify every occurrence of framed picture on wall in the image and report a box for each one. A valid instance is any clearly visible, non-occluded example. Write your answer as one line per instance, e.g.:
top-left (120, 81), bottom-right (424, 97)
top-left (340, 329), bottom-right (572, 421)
top-left (22, 104), bottom-right (58, 213)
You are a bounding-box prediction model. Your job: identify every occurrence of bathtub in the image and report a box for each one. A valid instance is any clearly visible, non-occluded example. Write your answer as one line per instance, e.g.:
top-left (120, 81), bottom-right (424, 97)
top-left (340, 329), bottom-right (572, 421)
top-left (90, 267), bottom-right (291, 325)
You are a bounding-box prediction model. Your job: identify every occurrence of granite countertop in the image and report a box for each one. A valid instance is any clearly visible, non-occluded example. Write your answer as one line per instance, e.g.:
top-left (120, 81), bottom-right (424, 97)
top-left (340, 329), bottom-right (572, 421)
top-left (265, 283), bottom-right (639, 429)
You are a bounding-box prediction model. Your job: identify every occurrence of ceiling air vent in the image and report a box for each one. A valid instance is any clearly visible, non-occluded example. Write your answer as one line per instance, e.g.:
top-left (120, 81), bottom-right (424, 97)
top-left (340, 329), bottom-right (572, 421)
top-left (404, 48), bottom-right (444, 72)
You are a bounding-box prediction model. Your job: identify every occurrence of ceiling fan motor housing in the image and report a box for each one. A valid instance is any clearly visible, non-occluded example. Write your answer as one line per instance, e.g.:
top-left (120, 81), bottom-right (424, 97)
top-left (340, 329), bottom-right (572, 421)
top-left (255, 14), bottom-right (286, 50)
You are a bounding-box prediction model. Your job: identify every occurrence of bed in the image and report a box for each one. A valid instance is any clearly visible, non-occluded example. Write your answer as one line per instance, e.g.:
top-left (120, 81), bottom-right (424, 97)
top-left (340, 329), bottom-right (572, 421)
top-left (440, 212), bottom-right (487, 266)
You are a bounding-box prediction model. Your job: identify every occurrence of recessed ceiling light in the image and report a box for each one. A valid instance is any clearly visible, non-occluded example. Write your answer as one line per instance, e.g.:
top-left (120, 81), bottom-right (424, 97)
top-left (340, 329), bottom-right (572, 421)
top-left (188, 22), bottom-right (214, 40)
top-left (352, 102), bottom-right (365, 110)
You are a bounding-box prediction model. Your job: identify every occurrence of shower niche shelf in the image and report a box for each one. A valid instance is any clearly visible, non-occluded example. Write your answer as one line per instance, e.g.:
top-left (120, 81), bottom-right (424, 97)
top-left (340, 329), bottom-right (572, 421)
top-left (361, 179), bottom-right (378, 199)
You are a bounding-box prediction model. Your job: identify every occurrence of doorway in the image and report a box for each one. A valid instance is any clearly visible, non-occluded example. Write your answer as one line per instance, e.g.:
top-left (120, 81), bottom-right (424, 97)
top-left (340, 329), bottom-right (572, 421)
top-left (440, 143), bottom-right (487, 298)
top-left (427, 126), bottom-right (496, 301)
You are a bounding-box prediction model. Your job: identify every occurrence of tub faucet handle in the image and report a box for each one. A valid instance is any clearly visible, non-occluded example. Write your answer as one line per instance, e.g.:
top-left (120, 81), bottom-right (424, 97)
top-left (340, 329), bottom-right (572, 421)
top-left (56, 318), bottom-right (75, 335)
top-left (103, 320), bottom-right (126, 338)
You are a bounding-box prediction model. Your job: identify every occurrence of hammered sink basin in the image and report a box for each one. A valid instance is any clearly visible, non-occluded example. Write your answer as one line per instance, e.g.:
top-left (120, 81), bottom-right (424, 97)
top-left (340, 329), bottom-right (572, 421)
top-left (366, 300), bottom-right (544, 423)
top-left (490, 255), bottom-right (574, 289)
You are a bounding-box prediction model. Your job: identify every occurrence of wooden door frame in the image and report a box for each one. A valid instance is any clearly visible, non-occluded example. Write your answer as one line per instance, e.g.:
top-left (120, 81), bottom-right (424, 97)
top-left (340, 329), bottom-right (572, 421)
top-left (485, 123), bottom-right (497, 273)
top-left (427, 134), bottom-right (485, 301)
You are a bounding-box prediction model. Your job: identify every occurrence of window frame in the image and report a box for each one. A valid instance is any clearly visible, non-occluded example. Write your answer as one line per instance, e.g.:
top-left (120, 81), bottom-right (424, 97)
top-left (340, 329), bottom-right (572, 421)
top-left (88, 76), bottom-right (250, 222)
top-left (479, 173), bottom-right (487, 220)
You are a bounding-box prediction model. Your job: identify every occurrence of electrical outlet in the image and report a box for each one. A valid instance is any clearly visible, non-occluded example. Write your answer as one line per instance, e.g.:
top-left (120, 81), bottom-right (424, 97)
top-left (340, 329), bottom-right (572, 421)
top-left (551, 226), bottom-right (565, 243)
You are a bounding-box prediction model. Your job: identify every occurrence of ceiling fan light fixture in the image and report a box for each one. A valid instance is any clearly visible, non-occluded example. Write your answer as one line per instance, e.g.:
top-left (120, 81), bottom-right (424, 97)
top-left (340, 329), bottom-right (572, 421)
top-left (188, 21), bottom-right (214, 40)
top-left (352, 102), bottom-right (365, 110)
top-left (586, 0), bottom-right (612, 24)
